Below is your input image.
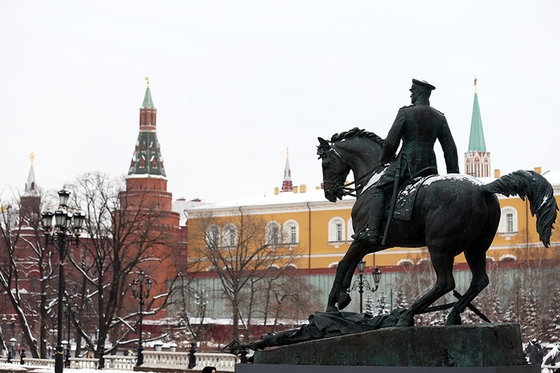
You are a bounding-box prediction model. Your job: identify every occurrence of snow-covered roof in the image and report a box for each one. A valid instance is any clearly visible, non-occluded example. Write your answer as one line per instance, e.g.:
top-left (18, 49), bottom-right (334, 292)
top-left (543, 170), bottom-right (560, 186)
top-left (173, 169), bottom-right (560, 224)
top-left (199, 187), bottom-right (329, 208)
top-left (172, 186), bottom-right (354, 223)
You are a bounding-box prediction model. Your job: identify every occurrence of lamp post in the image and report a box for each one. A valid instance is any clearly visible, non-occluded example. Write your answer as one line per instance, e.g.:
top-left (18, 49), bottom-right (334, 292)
top-left (350, 260), bottom-right (382, 313)
top-left (131, 270), bottom-right (152, 366)
top-left (9, 316), bottom-right (15, 337)
top-left (9, 338), bottom-right (16, 362)
top-left (41, 186), bottom-right (86, 373)
top-left (4, 316), bottom-right (15, 363)
top-left (63, 297), bottom-right (77, 368)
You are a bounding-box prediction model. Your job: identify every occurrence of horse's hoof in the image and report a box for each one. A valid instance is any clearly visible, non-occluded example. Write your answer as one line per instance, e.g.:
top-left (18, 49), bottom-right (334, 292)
top-left (337, 293), bottom-right (351, 310)
top-left (396, 314), bottom-right (414, 327)
top-left (445, 313), bottom-right (462, 325)
top-left (326, 306), bottom-right (338, 312)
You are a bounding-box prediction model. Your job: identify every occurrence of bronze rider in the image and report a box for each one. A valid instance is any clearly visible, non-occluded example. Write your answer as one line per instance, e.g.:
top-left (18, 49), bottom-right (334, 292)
top-left (355, 79), bottom-right (460, 244)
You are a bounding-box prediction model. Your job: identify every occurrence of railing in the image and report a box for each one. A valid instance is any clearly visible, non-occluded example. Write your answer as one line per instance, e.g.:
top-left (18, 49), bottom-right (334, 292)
top-left (142, 351), bottom-right (238, 371)
top-left (20, 351), bottom-right (238, 371)
top-left (187, 352), bottom-right (239, 371)
top-left (22, 357), bottom-right (54, 367)
top-left (70, 357), bottom-right (99, 369)
top-left (18, 357), bottom-right (558, 372)
top-left (103, 355), bottom-right (136, 370)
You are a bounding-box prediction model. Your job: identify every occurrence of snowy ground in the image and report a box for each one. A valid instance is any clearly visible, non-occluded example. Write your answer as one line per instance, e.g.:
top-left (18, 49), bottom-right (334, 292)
top-left (0, 363), bottom-right (141, 373)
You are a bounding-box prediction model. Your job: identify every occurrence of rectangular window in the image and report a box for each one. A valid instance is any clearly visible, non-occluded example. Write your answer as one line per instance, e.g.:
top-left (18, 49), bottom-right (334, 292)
top-left (506, 213), bottom-right (514, 233)
top-left (269, 225), bottom-right (280, 245)
top-left (224, 228), bottom-right (236, 247)
top-left (290, 226), bottom-right (297, 244)
top-left (336, 223), bottom-right (343, 241)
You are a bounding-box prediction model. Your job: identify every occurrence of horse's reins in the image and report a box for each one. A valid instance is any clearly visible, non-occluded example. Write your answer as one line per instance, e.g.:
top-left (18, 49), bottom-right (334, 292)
top-left (329, 143), bottom-right (381, 197)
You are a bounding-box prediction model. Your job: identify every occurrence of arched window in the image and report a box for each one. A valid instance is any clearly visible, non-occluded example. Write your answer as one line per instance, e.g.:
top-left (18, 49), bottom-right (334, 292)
top-left (499, 254), bottom-right (517, 261)
top-left (328, 217), bottom-right (345, 243)
top-left (223, 223), bottom-right (237, 247)
top-left (498, 207), bottom-right (518, 235)
top-left (206, 225), bottom-right (220, 249)
top-left (397, 259), bottom-right (414, 267)
top-left (283, 220), bottom-right (299, 245)
top-left (265, 221), bottom-right (281, 246)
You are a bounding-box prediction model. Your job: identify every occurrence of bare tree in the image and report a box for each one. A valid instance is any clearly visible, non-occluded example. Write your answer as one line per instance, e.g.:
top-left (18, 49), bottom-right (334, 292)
top-left (67, 172), bottom-right (179, 356)
top-left (187, 211), bottom-right (310, 341)
top-left (244, 269), bottom-right (321, 338)
top-left (0, 192), bottom-right (58, 358)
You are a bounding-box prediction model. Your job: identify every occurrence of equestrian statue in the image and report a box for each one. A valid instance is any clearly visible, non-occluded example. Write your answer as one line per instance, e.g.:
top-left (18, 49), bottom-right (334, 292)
top-left (317, 79), bottom-right (558, 327)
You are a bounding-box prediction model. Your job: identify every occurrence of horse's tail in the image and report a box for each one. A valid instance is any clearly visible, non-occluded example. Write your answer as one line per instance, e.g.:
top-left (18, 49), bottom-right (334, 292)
top-left (481, 170), bottom-right (558, 247)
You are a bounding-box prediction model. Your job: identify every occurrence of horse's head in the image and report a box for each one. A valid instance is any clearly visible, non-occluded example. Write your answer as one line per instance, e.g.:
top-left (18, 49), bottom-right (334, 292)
top-left (317, 137), bottom-right (351, 203)
top-left (318, 128), bottom-right (385, 202)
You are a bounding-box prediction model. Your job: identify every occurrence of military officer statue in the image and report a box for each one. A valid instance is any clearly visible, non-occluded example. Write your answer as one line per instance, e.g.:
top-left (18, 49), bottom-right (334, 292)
top-left (355, 79), bottom-right (460, 244)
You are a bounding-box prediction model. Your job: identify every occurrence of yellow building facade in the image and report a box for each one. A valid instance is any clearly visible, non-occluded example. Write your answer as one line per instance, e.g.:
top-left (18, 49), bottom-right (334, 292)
top-left (179, 169), bottom-right (560, 272)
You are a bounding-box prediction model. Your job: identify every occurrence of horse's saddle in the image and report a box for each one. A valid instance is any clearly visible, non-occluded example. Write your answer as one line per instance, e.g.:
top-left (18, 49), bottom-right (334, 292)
top-left (392, 175), bottom-right (436, 221)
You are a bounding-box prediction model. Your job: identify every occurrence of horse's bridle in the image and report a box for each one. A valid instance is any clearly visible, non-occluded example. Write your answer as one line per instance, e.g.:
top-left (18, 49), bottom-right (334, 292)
top-left (326, 143), bottom-right (379, 197)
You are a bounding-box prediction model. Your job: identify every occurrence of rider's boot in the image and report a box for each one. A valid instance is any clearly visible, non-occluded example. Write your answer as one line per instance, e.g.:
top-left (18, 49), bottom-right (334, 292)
top-left (355, 190), bottom-right (386, 244)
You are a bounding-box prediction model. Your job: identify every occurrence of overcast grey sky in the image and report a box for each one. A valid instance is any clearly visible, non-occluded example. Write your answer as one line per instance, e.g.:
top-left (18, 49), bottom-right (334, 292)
top-left (1, 1), bottom-right (559, 203)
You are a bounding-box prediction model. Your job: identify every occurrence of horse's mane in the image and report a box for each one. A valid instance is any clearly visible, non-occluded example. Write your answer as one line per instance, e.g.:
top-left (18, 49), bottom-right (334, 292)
top-left (330, 127), bottom-right (384, 147)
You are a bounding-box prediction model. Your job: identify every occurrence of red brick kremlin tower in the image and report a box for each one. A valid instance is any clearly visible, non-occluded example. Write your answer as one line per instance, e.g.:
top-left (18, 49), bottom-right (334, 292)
top-left (121, 79), bottom-right (180, 313)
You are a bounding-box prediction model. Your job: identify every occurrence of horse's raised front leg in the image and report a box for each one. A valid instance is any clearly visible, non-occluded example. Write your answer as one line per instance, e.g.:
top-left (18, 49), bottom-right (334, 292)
top-left (397, 251), bottom-right (455, 327)
top-left (326, 240), bottom-right (368, 312)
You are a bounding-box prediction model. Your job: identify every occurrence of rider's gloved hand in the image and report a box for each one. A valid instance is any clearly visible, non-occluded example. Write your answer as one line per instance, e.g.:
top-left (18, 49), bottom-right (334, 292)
top-left (375, 162), bottom-right (388, 173)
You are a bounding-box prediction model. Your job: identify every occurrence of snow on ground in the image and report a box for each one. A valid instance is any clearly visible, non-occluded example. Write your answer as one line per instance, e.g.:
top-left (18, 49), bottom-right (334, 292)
top-left (0, 364), bottom-right (149, 373)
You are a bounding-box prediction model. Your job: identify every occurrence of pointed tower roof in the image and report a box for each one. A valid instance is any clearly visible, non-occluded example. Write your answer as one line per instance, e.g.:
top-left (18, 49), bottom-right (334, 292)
top-left (25, 152), bottom-right (38, 195)
top-left (127, 78), bottom-right (167, 179)
top-left (281, 148), bottom-right (293, 192)
top-left (142, 77), bottom-right (155, 109)
top-left (468, 77), bottom-right (487, 152)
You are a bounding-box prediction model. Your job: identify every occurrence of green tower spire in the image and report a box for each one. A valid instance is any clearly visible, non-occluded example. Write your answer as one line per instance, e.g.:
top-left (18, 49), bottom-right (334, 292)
top-left (468, 77), bottom-right (486, 152)
top-left (127, 78), bottom-right (167, 179)
top-left (142, 77), bottom-right (155, 109)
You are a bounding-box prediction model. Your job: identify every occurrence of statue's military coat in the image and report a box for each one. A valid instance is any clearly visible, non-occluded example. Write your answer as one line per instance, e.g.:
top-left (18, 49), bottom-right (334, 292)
top-left (380, 103), bottom-right (459, 178)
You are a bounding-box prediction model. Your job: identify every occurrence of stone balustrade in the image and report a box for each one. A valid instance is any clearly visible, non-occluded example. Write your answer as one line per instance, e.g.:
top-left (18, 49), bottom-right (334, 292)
top-left (17, 356), bottom-right (556, 373)
top-left (141, 350), bottom-right (238, 371)
top-left (19, 350), bottom-right (238, 371)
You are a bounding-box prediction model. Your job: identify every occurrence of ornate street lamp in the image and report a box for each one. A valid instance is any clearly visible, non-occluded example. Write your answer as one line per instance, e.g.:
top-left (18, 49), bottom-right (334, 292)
top-left (3, 316), bottom-right (16, 363)
top-left (9, 338), bottom-right (16, 361)
top-left (41, 186), bottom-right (86, 373)
top-left (131, 270), bottom-right (152, 366)
top-left (350, 260), bottom-right (382, 313)
top-left (63, 297), bottom-right (77, 368)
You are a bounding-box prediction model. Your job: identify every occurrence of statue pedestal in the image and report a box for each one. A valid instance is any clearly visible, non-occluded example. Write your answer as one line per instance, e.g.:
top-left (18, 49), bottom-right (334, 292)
top-left (235, 323), bottom-right (536, 372)
top-left (235, 365), bottom-right (539, 372)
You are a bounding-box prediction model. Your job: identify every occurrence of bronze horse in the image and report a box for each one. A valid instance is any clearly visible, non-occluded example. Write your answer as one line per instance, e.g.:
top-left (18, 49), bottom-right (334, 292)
top-left (318, 127), bottom-right (557, 326)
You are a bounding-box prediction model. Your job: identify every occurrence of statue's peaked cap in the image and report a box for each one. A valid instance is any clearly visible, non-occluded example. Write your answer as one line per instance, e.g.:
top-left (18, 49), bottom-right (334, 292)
top-left (412, 79), bottom-right (436, 91)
